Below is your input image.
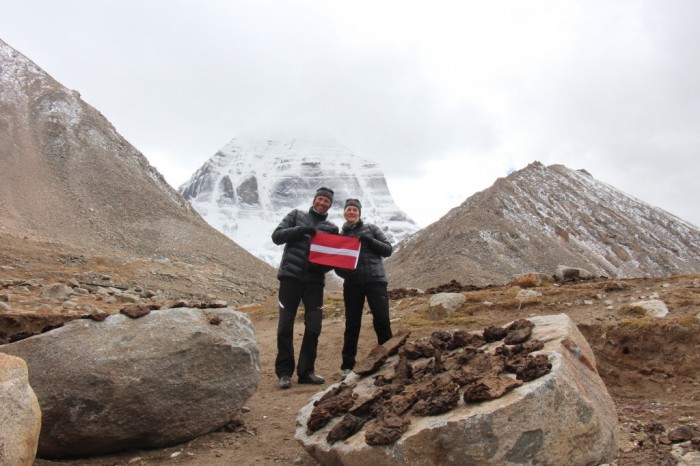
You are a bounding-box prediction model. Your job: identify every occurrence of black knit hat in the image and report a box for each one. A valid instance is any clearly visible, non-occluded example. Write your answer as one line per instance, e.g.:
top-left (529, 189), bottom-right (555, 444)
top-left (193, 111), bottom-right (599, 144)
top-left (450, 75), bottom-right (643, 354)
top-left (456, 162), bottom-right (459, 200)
top-left (314, 187), bottom-right (334, 203)
top-left (344, 198), bottom-right (362, 212)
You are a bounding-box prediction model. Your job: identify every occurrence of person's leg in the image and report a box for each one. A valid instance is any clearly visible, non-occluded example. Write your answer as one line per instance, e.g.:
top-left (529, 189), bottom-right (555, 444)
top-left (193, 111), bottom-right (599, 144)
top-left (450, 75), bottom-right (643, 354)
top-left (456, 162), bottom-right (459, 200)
top-left (296, 281), bottom-right (324, 379)
top-left (341, 282), bottom-right (366, 370)
top-left (366, 282), bottom-right (393, 344)
top-left (275, 279), bottom-right (302, 379)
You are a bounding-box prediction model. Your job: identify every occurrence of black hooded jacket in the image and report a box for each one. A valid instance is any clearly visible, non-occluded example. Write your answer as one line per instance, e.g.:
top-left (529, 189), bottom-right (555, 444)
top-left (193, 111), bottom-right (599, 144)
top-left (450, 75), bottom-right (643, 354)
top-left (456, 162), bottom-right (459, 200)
top-left (271, 207), bottom-right (339, 283)
top-left (334, 220), bottom-right (392, 284)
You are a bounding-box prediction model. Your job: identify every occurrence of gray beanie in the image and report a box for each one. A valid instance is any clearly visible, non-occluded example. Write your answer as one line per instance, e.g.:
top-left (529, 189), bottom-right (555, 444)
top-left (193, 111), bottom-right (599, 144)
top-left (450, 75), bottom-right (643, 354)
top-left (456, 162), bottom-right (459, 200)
top-left (344, 198), bottom-right (362, 212)
top-left (314, 187), bottom-right (334, 204)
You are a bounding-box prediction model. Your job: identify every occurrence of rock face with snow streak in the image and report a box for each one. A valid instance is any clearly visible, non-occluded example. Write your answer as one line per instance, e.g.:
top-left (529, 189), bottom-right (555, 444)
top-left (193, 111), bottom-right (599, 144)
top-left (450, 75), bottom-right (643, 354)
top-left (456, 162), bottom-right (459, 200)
top-left (295, 314), bottom-right (619, 466)
top-left (0, 307), bottom-right (259, 457)
top-left (179, 138), bottom-right (419, 265)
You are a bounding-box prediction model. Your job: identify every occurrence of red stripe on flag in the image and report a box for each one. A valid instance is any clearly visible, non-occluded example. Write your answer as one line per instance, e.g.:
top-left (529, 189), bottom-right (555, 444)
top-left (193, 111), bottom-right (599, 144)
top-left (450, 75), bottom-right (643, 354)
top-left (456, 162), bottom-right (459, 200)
top-left (308, 232), bottom-right (361, 269)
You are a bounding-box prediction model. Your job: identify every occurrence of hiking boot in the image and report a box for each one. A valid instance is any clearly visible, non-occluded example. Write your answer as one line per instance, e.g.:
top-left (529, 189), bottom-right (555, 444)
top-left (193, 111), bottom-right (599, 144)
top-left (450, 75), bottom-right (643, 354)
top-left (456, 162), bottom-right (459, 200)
top-left (278, 376), bottom-right (291, 389)
top-left (298, 373), bottom-right (325, 385)
top-left (339, 369), bottom-right (352, 382)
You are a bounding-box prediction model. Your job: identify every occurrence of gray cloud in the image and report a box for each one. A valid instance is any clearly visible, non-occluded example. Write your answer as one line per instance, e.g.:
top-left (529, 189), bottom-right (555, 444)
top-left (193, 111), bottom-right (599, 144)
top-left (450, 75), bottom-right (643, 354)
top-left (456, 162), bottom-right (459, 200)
top-left (1, 0), bottom-right (699, 227)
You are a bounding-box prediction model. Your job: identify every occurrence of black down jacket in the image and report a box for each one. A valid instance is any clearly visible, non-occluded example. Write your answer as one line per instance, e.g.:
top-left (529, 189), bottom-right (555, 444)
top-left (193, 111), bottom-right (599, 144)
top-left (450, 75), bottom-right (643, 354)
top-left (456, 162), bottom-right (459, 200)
top-left (271, 208), bottom-right (339, 283)
top-left (334, 220), bottom-right (392, 284)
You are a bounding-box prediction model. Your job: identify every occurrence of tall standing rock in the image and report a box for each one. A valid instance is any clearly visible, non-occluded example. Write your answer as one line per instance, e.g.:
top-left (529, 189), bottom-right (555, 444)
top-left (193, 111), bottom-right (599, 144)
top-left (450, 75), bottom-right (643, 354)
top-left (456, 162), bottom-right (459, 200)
top-left (0, 308), bottom-right (259, 457)
top-left (0, 353), bottom-right (41, 466)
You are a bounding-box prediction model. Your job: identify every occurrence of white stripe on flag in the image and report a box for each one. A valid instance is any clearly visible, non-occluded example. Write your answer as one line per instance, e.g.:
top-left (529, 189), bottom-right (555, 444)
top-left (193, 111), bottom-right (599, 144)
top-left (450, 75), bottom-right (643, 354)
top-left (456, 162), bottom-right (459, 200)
top-left (309, 244), bottom-right (360, 257)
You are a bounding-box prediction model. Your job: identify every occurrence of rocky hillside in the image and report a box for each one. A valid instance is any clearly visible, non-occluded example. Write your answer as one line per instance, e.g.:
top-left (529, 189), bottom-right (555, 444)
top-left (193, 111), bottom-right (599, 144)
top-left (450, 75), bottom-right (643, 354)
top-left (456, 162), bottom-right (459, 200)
top-left (0, 39), bottom-right (276, 304)
top-left (387, 162), bottom-right (700, 290)
top-left (179, 138), bottom-right (419, 265)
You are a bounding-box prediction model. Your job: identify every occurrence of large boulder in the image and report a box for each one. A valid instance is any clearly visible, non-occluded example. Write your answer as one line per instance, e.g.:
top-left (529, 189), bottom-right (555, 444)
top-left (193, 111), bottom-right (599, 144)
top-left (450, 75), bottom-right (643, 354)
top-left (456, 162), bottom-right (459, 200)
top-left (553, 266), bottom-right (594, 282)
top-left (628, 299), bottom-right (669, 318)
top-left (0, 353), bottom-right (41, 466)
top-left (0, 307), bottom-right (259, 457)
top-left (427, 293), bottom-right (466, 320)
top-left (40, 283), bottom-right (74, 301)
top-left (296, 314), bottom-right (618, 465)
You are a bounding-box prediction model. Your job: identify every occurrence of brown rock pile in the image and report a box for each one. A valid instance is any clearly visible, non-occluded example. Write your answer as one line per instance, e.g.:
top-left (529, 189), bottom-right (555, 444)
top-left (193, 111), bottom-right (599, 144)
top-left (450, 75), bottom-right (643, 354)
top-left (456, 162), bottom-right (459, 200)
top-left (296, 314), bottom-right (619, 466)
top-left (302, 319), bottom-right (549, 447)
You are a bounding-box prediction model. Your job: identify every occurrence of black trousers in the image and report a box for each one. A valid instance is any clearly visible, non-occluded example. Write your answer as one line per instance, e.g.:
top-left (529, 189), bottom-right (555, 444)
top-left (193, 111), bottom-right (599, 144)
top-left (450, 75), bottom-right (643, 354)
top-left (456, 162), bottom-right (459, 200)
top-left (275, 279), bottom-right (324, 379)
top-left (341, 281), bottom-right (393, 370)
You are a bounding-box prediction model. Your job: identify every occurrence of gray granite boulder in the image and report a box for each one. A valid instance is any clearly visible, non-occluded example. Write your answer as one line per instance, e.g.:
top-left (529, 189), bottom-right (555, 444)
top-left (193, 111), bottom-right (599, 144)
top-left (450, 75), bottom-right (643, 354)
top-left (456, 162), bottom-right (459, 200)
top-left (428, 293), bottom-right (467, 320)
top-left (0, 307), bottom-right (258, 457)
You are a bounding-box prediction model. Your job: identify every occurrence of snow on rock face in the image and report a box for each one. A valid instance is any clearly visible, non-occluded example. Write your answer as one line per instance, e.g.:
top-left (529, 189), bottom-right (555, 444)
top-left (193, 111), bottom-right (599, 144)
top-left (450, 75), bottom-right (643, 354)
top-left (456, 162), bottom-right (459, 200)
top-left (179, 138), bottom-right (419, 265)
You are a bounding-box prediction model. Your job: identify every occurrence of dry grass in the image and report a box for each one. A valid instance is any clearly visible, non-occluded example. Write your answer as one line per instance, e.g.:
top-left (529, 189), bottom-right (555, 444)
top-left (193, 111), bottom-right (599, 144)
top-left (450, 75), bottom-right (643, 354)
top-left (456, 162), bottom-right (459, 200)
top-left (395, 313), bottom-right (476, 331)
top-left (619, 304), bottom-right (649, 317)
top-left (616, 314), bottom-right (698, 329)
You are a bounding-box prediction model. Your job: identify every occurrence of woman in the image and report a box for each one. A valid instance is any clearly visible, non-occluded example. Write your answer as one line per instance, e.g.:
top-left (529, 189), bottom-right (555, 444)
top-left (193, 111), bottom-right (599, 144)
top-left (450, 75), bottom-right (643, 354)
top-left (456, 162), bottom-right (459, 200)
top-left (334, 198), bottom-right (393, 380)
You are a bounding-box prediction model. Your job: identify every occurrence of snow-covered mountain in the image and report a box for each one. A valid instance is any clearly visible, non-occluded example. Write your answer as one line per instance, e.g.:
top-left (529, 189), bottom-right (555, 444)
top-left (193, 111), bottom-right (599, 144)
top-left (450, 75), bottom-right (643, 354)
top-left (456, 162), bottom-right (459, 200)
top-left (179, 138), bottom-right (419, 265)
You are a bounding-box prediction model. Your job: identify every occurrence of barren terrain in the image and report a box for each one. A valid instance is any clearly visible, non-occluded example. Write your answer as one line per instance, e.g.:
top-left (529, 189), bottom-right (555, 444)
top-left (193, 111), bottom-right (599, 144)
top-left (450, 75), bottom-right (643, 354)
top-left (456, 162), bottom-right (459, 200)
top-left (1, 231), bottom-right (699, 465)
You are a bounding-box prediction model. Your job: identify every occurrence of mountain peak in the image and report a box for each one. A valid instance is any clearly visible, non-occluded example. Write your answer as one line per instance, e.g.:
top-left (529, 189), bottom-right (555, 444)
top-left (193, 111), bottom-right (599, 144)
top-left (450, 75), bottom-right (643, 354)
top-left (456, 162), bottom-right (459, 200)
top-left (387, 161), bottom-right (700, 289)
top-left (0, 39), bottom-right (276, 304)
top-left (180, 137), bottom-right (419, 265)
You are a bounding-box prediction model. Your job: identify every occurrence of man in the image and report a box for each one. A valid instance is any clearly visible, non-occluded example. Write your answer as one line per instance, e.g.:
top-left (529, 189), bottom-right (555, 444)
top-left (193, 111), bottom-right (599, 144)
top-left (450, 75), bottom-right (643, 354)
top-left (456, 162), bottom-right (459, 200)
top-left (271, 187), bottom-right (339, 389)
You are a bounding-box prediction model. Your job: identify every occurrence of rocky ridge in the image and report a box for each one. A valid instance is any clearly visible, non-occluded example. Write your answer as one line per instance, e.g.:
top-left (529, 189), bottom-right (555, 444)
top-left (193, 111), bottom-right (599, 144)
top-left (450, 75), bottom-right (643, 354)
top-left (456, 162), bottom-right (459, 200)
top-left (387, 161), bottom-right (700, 290)
top-left (0, 231), bottom-right (272, 340)
top-left (0, 39), bottom-right (276, 302)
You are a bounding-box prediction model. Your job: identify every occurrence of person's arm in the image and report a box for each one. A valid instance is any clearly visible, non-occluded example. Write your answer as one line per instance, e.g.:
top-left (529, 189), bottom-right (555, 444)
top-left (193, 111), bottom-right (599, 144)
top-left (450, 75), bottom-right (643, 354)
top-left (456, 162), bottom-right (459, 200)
top-left (360, 225), bottom-right (393, 257)
top-left (316, 220), bottom-right (339, 235)
top-left (271, 211), bottom-right (315, 245)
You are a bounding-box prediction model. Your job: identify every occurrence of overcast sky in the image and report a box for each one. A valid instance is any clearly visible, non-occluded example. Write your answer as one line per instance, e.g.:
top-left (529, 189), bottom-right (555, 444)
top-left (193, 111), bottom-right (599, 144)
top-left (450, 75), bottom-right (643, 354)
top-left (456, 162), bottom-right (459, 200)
top-left (2, 0), bottom-right (699, 228)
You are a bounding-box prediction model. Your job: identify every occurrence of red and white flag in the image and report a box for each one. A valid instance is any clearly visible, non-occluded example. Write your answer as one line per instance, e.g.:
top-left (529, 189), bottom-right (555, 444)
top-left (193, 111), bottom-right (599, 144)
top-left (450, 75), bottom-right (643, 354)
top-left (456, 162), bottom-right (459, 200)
top-left (308, 232), bottom-right (360, 269)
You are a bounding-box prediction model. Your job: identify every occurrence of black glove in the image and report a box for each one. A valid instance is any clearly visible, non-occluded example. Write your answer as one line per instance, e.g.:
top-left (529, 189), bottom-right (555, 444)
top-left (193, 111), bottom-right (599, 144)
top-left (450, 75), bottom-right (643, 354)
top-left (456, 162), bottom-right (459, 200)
top-left (300, 226), bottom-right (317, 237)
